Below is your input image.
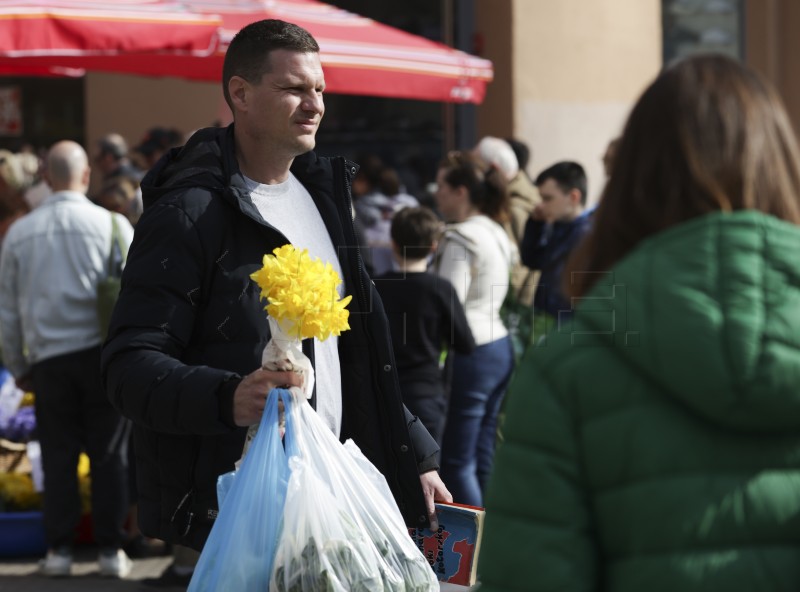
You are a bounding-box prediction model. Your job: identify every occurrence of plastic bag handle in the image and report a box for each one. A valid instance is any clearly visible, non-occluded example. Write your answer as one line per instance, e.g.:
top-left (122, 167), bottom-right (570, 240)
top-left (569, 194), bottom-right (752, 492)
top-left (268, 387), bottom-right (299, 459)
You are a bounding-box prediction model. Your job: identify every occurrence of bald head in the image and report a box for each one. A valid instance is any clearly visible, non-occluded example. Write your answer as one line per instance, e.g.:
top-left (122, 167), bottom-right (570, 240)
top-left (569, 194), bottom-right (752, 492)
top-left (47, 141), bottom-right (90, 193)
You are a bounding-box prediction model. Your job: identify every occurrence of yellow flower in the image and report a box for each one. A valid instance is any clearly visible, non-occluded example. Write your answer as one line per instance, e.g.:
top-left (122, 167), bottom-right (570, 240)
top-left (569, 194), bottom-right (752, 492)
top-left (77, 453), bottom-right (90, 478)
top-left (0, 473), bottom-right (41, 511)
top-left (0, 455), bottom-right (92, 513)
top-left (250, 245), bottom-right (352, 341)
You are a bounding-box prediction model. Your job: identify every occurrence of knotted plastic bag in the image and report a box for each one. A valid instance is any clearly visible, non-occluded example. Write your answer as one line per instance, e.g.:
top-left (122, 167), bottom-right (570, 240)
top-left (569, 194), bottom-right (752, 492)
top-left (189, 389), bottom-right (297, 591)
top-left (240, 316), bottom-right (314, 461)
top-left (270, 390), bottom-right (438, 592)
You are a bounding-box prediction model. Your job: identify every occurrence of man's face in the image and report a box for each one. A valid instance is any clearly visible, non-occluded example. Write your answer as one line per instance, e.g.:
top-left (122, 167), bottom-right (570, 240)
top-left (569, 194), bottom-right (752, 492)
top-left (239, 49), bottom-right (325, 157)
top-left (536, 178), bottom-right (578, 223)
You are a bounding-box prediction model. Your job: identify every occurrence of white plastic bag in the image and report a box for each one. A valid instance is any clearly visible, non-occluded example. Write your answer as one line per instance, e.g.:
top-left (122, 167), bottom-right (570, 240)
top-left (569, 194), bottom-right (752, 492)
top-left (270, 391), bottom-right (438, 592)
top-left (241, 316), bottom-right (314, 461)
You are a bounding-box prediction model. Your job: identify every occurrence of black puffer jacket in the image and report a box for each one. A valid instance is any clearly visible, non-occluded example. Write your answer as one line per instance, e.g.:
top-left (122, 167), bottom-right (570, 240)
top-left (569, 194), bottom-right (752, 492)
top-left (100, 125), bottom-right (437, 550)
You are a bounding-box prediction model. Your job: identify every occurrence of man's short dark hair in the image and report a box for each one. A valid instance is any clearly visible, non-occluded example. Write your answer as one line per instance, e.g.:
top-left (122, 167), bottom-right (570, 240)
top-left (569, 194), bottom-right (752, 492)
top-left (222, 19), bottom-right (320, 110)
top-left (535, 161), bottom-right (588, 205)
top-left (390, 207), bottom-right (443, 261)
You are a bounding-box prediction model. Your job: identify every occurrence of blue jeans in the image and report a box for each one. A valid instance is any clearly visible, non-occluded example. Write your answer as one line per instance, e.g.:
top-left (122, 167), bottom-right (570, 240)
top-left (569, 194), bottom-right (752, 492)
top-left (440, 336), bottom-right (514, 506)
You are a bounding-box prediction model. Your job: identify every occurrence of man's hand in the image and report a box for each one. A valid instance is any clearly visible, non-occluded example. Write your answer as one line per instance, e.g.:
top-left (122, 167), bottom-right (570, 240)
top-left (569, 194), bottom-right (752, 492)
top-left (232, 368), bottom-right (303, 426)
top-left (420, 470), bottom-right (453, 531)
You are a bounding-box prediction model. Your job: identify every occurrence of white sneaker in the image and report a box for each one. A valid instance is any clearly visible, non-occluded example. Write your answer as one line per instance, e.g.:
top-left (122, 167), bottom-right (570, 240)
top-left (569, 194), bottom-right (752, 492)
top-left (98, 549), bottom-right (133, 578)
top-left (38, 549), bottom-right (73, 577)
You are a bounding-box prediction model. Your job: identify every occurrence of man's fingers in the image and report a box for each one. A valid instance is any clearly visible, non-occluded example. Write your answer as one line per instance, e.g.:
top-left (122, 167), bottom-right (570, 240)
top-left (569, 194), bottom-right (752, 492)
top-left (428, 504), bottom-right (439, 532)
top-left (437, 486), bottom-right (454, 504)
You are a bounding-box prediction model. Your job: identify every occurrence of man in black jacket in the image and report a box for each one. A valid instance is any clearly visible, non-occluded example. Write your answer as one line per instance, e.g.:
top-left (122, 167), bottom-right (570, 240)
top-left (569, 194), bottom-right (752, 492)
top-left (101, 19), bottom-right (451, 552)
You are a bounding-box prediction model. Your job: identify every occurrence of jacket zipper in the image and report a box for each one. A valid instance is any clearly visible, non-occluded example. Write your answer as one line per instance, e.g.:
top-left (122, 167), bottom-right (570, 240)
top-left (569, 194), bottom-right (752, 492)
top-left (335, 157), bottom-right (368, 309)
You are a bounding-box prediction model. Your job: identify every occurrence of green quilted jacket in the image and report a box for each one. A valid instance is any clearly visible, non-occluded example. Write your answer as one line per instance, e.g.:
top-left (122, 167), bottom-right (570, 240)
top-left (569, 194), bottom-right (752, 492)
top-left (479, 211), bottom-right (800, 591)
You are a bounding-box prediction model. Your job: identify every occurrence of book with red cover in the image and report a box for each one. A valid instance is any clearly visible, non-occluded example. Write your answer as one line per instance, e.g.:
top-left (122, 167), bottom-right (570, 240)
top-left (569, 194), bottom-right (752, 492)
top-left (408, 501), bottom-right (485, 587)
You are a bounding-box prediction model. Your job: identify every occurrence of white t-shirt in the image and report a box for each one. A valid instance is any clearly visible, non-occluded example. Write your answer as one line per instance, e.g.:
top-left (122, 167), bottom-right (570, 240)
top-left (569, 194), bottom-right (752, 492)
top-left (245, 173), bottom-right (343, 437)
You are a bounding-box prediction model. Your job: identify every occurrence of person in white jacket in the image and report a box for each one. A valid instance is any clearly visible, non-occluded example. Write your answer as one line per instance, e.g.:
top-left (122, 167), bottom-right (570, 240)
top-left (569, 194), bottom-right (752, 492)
top-left (0, 141), bottom-right (134, 578)
top-left (433, 150), bottom-right (517, 507)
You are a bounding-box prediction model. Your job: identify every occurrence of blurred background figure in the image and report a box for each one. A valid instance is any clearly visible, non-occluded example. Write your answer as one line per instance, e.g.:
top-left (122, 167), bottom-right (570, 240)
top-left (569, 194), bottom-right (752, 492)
top-left (480, 54), bottom-right (800, 592)
top-left (505, 137), bottom-right (532, 181)
top-left (0, 141), bottom-right (134, 579)
top-left (93, 133), bottom-right (143, 185)
top-left (0, 150), bottom-right (29, 250)
top-left (353, 153), bottom-right (419, 276)
top-left (474, 136), bottom-right (540, 307)
top-left (17, 150), bottom-right (50, 211)
top-left (93, 133), bottom-right (144, 223)
top-left (520, 161), bottom-right (593, 321)
top-left (374, 206), bottom-right (475, 447)
top-left (474, 136), bottom-right (540, 359)
top-left (96, 176), bottom-right (141, 226)
top-left (432, 150), bottom-right (516, 507)
top-left (133, 127), bottom-right (183, 171)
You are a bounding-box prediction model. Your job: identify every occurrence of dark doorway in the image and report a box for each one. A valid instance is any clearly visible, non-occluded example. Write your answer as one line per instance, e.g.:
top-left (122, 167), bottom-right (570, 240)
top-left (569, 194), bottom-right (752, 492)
top-left (0, 77), bottom-right (85, 152)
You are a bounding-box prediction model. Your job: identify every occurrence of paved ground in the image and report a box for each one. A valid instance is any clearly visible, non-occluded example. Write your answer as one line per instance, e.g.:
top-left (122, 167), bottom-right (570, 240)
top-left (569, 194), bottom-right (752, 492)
top-left (0, 546), bottom-right (173, 591)
top-left (0, 546), bottom-right (472, 591)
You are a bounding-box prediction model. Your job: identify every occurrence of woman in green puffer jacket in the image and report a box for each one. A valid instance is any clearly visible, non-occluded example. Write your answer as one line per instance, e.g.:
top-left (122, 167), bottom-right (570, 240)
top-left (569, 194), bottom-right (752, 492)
top-left (478, 54), bottom-right (800, 592)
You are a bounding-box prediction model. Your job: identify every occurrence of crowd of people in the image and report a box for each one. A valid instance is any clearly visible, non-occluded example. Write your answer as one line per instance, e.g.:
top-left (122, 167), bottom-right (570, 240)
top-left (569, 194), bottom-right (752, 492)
top-left (1, 15), bottom-right (798, 592)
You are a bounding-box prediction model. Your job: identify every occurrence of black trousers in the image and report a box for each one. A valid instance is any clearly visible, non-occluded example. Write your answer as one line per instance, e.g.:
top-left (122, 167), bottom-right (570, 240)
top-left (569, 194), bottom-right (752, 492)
top-left (32, 346), bottom-right (130, 549)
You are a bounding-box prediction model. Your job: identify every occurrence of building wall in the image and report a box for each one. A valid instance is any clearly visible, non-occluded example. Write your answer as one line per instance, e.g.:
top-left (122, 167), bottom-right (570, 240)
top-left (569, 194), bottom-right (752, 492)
top-left (476, 0), bottom-right (662, 203)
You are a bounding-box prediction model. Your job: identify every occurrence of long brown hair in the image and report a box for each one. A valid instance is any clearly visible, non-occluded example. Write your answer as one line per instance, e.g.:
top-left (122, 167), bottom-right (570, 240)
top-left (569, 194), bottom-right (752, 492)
top-left (565, 54), bottom-right (800, 298)
top-left (440, 151), bottom-right (510, 224)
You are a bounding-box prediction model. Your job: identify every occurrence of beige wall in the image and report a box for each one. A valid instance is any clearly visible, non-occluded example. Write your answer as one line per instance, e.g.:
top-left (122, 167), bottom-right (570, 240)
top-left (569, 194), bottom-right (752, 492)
top-left (477, 0), bottom-right (662, 203)
top-left (85, 72), bottom-right (226, 192)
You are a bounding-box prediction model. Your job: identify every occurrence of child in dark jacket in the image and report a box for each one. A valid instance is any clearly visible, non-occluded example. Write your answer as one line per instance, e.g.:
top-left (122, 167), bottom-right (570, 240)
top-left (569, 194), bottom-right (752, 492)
top-left (374, 207), bottom-right (475, 446)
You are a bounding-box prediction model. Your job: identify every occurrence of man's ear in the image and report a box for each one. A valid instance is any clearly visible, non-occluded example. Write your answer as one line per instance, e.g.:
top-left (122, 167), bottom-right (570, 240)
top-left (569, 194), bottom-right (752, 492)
top-left (228, 76), bottom-right (249, 112)
top-left (569, 188), bottom-right (582, 206)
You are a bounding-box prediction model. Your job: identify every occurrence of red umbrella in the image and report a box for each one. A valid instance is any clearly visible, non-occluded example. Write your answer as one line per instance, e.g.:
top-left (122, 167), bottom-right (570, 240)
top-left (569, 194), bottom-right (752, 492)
top-left (0, 2), bottom-right (222, 58)
top-left (0, 0), bottom-right (493, 104)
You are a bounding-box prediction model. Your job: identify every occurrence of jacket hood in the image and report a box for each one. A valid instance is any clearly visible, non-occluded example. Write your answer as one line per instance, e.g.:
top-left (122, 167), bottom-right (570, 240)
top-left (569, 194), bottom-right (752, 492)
top-left (577, 210), bottom-right (800, 433)
top-left (140, 126), bottom-right (230, 210)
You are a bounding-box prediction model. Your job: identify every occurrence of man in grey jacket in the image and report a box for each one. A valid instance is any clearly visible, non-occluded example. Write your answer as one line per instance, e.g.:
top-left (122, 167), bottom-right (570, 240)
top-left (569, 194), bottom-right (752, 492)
top-left (0, 141), bottom-right (134, 578)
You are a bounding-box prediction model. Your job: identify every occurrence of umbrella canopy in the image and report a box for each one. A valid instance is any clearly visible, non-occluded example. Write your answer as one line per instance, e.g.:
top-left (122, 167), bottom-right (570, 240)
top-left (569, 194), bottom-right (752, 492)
top-left (0, 1), bottom-right (222, 61)
top-left (0, 0), bottom-right (493, 104)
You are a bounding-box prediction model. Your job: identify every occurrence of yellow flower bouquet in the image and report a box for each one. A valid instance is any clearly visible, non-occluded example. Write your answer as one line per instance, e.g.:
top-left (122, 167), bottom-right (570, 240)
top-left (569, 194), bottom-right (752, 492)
top-left (250, 244), bottom-right (352, 343)
top-left (242, 245), bottom-right (352, 449)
